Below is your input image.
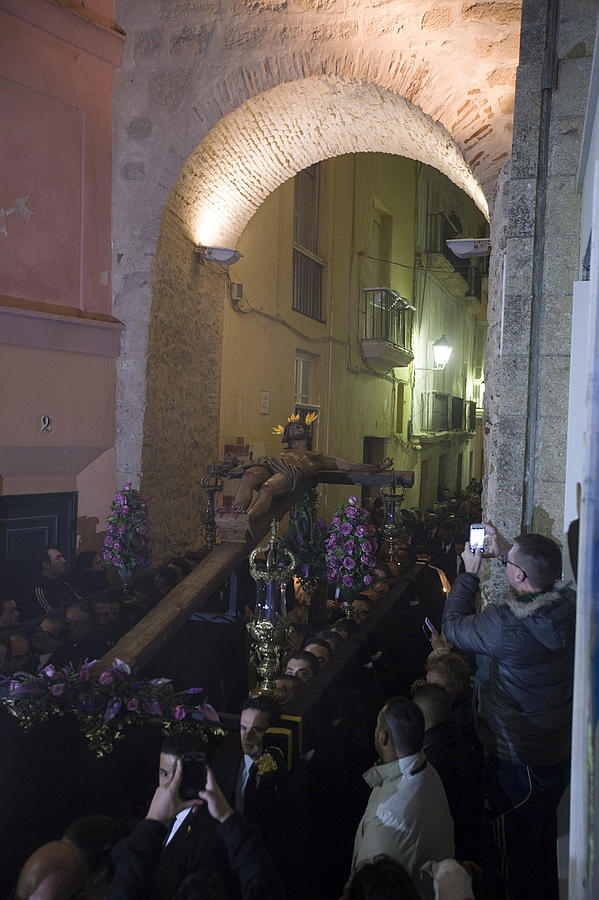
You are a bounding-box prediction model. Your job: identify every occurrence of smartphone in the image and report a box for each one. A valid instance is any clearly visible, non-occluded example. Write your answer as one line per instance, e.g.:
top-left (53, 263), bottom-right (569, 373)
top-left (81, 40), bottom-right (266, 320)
top-left (179, 752), bottom-right (207, 799)
top-left (469, 524), bottom-right (485, 553)
top-left (424, 616), bottom-right (438, 635)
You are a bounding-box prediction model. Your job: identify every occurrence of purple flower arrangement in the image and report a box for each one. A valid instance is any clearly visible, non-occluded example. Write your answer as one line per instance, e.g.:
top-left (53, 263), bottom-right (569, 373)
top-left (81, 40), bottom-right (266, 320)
top-left (103, 483), bottom-right (150, 572)
top-left (326, 495), bottom-right (378, 591)
top-left (3, 658), bottom-right (221, 757)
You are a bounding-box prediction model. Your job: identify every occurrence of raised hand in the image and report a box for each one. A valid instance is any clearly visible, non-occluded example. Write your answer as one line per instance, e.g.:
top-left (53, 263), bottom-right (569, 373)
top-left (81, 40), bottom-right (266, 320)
top-left (146, 758), bottom-right (202, 824)
top-left (198, 767), bottom-right (234, 824)
top-left (462, 541), bottom-right (484, 576)
top-left (482, 521), bottom-right (512, 559)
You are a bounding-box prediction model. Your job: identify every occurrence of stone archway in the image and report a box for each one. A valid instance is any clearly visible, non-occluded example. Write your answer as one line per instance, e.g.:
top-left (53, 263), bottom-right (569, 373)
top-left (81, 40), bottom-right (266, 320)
top-left (113, 2), bottom-right (521, 515)
top-left (170, 77), bottom-right (489, 252)
top-left (139, 76), bottom-right (497, 555)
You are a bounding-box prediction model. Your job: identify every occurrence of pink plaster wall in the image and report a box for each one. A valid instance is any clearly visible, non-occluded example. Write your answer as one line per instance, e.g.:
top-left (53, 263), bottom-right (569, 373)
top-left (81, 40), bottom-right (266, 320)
top-left (0, 0), bottom-right (122, 314)
top-left (0, 0), bottom-right (123, 544)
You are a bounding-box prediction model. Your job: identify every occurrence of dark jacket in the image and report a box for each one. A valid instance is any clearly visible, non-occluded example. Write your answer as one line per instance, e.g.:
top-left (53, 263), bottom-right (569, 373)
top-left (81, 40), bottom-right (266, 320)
top-left (19, 578), bottom-right (80, 620)
top-left (111, 805), bottom-right (230, 899)
top-left (423, 719), bottom-right (483, 862)
top-left (108, 812), bottom-right (285, 900)
top-left (212, 748), bottom-right (305, 892)
top-left (429, 538), bottom-right (459, 583)
top-left (442, 573), bottom-right (575, 766)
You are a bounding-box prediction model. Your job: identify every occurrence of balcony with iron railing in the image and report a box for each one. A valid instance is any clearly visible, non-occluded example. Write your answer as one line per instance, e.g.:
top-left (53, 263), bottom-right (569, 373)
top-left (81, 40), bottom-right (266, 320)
top-left (361, 287), bottom-right (414, 372)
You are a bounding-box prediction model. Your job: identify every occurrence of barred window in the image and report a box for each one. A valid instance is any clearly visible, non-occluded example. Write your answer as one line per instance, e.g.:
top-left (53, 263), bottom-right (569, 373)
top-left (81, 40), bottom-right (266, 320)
top-left (293, 164), bottom-right (324, 321)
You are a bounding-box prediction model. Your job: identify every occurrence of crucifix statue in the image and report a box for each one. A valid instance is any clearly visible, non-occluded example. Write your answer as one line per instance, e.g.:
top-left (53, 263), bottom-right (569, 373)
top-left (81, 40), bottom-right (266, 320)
top-left (217, 413), bottom-right (413, 541)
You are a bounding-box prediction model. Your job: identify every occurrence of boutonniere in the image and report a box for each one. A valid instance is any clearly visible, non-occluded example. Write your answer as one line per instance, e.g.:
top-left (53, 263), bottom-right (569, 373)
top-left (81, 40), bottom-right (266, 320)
top-left (256, 750), bottom-right (279, 776)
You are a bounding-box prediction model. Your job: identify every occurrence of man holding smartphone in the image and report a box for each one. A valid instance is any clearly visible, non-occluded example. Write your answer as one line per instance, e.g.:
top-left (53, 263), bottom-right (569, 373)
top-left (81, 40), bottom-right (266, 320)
top-left (442, 526), bottom-right (575, 900)
top-left (109, 750), bottom-right (285, 899)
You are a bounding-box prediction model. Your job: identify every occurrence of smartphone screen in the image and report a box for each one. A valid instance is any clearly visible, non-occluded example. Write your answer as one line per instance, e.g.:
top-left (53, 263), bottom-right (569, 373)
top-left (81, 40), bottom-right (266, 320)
top-left (424, 616), bottom-right (438, 635)
top-left (469, 524), bottom-right (485, 552)
top-left (179, 752), bottom-right (207, 799)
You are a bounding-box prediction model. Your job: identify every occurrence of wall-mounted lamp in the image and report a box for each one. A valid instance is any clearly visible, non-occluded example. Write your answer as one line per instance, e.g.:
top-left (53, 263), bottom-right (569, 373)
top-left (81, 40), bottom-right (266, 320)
top-left (415, 334), bottom-right (453, 371)
top-left (195, 246), bottom-right (243, 264)
top-left (446, 238), bottom-right (490, 258)
top-left (432, 334), bottom-right (453, 369)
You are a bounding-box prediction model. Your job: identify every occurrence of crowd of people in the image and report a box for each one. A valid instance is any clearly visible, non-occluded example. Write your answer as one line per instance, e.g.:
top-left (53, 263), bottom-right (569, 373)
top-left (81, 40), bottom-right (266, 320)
top-left (0, 548), bottom-right (213, 678)
top-left (4, 487), bottom-right (574, 900)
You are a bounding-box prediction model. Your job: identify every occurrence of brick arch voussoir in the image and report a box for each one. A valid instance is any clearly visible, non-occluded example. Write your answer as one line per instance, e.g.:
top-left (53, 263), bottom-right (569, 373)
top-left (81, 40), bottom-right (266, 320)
top-left (169, 76), bottom-right (489, 251)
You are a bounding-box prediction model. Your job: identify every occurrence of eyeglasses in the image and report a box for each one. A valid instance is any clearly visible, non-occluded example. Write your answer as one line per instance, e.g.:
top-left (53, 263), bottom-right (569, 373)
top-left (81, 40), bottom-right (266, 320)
top-left (500, 556), bottom-right (527, 580)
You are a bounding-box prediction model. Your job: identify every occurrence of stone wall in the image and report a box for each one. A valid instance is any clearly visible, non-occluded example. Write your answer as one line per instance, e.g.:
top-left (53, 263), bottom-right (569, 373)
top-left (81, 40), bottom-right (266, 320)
top-left (486, 0), bottom-right (595, 570)
top-left (112, 0), bottom-right (521, 521)
top-left (141, 211), bottom-right (226, 558)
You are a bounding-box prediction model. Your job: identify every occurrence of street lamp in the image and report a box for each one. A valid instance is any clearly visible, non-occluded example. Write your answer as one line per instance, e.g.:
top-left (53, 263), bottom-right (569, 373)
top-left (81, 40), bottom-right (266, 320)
top-left (415, 334), bottom-right (454, 372)
top-left (432, 335), bottom-right (453, 370)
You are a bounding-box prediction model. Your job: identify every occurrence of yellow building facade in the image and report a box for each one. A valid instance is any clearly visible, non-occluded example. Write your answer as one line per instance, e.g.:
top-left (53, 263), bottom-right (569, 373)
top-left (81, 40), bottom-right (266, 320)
top-left (218, 152), bottom-right (487, 518)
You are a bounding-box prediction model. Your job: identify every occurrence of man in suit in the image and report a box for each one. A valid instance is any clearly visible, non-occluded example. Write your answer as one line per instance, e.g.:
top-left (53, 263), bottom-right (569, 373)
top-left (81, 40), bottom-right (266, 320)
top-left (146, 732), bottom-right (232, 897)
top-left (429, 520), bottom-right (460, 584)
top-left (111, 733), bottom-right (282, 900)
top-left (412, 510), bottom-right (439, 548)
top-left (212, 696), bottom-right (305, 897)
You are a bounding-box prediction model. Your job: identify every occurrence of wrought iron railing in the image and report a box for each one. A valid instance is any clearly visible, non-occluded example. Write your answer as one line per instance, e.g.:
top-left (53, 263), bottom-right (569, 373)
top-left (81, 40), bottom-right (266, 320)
top-left (362, 287), bottom-right (412, 349)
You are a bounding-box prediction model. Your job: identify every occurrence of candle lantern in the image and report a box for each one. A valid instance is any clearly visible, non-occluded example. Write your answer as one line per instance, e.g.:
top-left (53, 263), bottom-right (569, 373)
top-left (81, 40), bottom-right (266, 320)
top-left (379, 474), bottom-right (408, 563)
top-left (247, 520), bottom-right (296, 698)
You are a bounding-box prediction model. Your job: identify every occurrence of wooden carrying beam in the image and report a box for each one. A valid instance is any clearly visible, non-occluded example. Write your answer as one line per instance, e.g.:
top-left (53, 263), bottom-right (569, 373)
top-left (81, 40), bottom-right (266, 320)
top-left (316, 469), bottom-right (414, 488)
top-left (92, 467), bottom-right (413, 675)
top-left (92, 480), bottom-right (310, 675)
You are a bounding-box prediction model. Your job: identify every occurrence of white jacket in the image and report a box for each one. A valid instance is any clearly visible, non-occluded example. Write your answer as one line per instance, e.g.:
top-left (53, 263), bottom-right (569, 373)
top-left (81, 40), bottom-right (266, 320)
top-left (352, 752), bottom-right (454, 900)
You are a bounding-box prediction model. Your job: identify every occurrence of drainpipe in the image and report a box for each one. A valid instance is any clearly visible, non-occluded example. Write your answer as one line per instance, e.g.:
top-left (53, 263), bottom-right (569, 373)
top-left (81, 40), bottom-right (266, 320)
top-left (523, 0), bottom-right (559, 532)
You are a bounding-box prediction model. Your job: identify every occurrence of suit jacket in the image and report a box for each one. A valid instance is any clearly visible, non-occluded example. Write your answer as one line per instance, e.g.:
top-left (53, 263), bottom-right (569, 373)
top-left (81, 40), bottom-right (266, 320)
top-left (211, 748), bottom-right (305, 895)
top-left (429, 538), bottom-right (459, 583)
top-left (412, 523), bottom-right (439, 548)
top-left (109, 813), bottom-right (285, 900)
top-left (151, 805), bottom-right (233, 898)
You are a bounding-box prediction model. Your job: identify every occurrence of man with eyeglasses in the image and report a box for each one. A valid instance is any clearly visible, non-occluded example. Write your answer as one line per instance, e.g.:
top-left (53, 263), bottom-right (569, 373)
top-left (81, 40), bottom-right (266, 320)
top-left (441, 525), bottom-right (575, 900)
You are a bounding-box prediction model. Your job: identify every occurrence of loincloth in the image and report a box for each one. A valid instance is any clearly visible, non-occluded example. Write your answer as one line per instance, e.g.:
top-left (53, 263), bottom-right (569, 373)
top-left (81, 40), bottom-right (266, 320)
top-left (230, 455), bottom-right (308, 491)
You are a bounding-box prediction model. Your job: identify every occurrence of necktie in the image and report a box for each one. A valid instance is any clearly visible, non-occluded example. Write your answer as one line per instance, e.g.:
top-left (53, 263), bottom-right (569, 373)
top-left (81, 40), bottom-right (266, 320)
top-left (243, 763), bottom-right (258, 814)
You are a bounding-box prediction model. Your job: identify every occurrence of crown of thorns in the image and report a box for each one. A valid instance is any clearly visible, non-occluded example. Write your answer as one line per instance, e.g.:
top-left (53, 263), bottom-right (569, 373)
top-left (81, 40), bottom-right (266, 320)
top-left (272, 412), bottom-right (318, 435)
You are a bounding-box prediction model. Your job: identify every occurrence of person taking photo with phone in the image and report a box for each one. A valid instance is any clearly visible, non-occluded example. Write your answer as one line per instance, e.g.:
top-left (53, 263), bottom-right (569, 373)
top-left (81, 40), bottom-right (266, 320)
top-left (441, 524), bottom-right (575, 900)
top-left (108, 734), bottom-right (285, 900)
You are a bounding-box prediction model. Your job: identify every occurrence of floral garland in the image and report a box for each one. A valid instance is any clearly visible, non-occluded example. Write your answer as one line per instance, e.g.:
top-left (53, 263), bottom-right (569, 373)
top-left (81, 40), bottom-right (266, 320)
top-left (103, 483), bottom-right (150, 571)
top-left (2, 658), bottom-right (223, 758)
top-left (326, 494), bottom-right (378, 591)
top-left (280, 489), bottom-right (328, 587)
